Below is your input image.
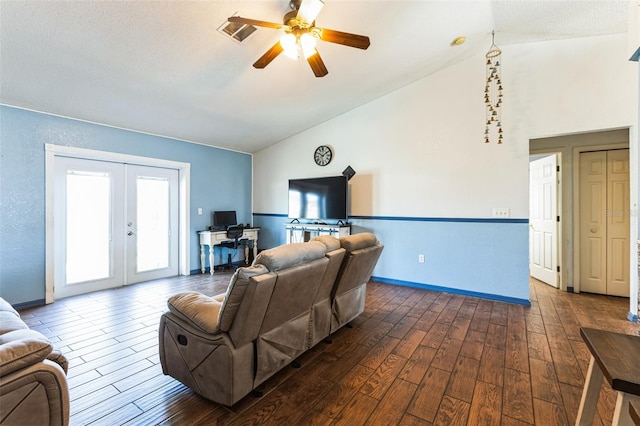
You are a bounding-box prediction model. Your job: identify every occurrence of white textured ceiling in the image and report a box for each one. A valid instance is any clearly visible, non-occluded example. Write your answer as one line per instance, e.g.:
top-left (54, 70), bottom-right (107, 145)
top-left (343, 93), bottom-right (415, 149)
top-left (0, 1), bottom-right (629, 153)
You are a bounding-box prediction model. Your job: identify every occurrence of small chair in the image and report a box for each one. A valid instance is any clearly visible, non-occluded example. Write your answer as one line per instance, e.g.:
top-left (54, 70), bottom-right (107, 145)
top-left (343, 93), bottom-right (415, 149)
top-left (576, 327), bottom-right (640, 425)
top-left (217, 225), bottom-right (247, 270)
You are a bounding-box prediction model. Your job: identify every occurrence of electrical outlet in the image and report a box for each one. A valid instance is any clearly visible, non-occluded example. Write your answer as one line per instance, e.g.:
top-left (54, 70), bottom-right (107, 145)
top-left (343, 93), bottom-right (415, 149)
top-left (197, 208), bottom-right (203, 215)
top-left (418, 254), bottom-right (425, 263)
top-left (492, 208), bottom-right (510, 218)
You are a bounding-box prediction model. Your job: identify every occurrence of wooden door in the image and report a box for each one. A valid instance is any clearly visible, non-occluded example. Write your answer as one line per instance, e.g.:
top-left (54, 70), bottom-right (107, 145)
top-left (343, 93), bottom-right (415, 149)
top-left (606, 149), bottom-right (630, 296)
top-left (579, 149), bottom-right (629, 296)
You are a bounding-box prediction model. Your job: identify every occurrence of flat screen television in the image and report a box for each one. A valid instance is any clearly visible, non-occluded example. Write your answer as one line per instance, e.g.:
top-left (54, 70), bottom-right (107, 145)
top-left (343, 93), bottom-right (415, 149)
top-left (288, 176), bottom-right (348, 221)
top-left (212, 210), bottom-right (237, 229)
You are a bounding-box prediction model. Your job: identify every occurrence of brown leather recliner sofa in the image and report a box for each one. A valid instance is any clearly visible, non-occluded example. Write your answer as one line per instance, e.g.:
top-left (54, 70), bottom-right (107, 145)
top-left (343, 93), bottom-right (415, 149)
top-left (159, 232), bottom-right (383, 406)
top-left (0, 298), bottom-right (70, 426)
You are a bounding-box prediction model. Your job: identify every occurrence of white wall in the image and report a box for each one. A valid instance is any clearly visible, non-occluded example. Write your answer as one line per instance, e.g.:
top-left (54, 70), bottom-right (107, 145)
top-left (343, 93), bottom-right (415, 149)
top-left (510, 35), bottom-right (635, 139)
top-left (255, 47), bottom-right (528, 219)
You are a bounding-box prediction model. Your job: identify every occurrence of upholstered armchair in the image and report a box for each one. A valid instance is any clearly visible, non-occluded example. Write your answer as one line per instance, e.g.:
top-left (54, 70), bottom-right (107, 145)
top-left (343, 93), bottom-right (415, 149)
top-left (0, 298), bottom-right (70, 426)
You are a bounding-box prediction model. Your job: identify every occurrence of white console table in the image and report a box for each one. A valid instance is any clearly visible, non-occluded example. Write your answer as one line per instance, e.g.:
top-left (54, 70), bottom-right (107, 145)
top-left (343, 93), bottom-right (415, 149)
top-left (284, 223), bottom-right (350, 244)
top-left (198, 228), bottom-right (259, 274)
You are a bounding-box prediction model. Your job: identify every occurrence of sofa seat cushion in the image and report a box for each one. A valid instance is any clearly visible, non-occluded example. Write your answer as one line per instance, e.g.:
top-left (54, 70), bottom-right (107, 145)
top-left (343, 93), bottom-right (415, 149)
top-left (254, 241), bottom-right (326, 272)
top-left (167, 292), bottom-right (224, 334)
top-left (0, 329), bottom-right (53, 376)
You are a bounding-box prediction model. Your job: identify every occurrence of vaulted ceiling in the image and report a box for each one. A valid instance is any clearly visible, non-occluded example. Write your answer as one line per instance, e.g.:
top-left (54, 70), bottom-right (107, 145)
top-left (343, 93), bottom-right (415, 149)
top-left (0, 1), bottom-right (629, 153)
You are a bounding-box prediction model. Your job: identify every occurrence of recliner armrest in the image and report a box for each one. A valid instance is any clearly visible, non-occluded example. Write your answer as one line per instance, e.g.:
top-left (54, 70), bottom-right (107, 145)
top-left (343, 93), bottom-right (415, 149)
top-left (47, 349), bottom-right (69, 374)
top-left (0, 329), bottom-right (53, 377)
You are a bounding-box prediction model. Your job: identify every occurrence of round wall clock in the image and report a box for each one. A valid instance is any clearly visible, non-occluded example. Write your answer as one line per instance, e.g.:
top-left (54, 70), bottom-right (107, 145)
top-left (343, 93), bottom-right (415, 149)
top-left (314, 145), bottom-right (333, 166)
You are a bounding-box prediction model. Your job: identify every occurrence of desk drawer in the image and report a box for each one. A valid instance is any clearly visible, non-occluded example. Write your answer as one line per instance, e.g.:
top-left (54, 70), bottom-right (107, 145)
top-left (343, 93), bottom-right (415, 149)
top-left (213, 233), bottom-right (229, 243)
top-left (242, 230), bottom-right (257, 239)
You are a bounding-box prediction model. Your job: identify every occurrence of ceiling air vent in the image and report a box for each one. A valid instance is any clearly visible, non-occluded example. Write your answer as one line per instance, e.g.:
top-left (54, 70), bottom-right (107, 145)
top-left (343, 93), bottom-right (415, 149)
top-left (217, 14), bottom-right (257, 43)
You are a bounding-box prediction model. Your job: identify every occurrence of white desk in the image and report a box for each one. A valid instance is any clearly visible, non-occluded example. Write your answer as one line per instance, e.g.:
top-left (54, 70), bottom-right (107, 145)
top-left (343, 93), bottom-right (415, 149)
top-left (198, 228), bottom-right (259, 274)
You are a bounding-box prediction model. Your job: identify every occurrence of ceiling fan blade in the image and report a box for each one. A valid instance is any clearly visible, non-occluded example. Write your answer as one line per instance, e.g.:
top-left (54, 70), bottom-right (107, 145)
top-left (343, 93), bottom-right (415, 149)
top-left (228, 16), bottom-right (284, 30)
top-left (296, 0), bottom-right (324, 24)
top-left (307, 50), bottom-right (328, 77)
top-left (253, 42), bottom-right (284, 69)
top-left (318, 28), bottom-right (370, 50)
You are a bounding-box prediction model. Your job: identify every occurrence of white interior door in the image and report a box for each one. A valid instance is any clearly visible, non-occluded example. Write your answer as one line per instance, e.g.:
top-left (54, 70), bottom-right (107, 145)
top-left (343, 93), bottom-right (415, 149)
top-left (54, 158), bottom-right (179, 299)
top-left (579, 149), bottom-right (629, 296)
top-left (54, 157), bottom-right (125, 298)
top-left (125, 165), bottom-right (179, 284)
top-left (529, 154), bottom-right (559, 287)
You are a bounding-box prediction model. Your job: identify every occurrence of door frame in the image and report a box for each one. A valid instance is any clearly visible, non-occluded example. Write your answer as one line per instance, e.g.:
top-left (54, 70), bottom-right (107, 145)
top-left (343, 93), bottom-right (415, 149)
top-left (45, 144), bottom-right (191, 303)
top-left (572, 142), bottom-right (628, 294)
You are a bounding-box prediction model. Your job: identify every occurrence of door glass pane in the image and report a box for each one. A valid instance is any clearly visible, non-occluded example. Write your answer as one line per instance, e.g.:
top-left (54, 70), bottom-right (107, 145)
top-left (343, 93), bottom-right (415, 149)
top-left (136, 176), bottom-right (170, 272)
top-left (66, 171), bottom-right (111, 284)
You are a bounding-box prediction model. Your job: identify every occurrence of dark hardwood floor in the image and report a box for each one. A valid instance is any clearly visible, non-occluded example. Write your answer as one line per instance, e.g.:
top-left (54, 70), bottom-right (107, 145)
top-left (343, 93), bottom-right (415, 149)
top-left (19, 274), bottom-right (640, 425)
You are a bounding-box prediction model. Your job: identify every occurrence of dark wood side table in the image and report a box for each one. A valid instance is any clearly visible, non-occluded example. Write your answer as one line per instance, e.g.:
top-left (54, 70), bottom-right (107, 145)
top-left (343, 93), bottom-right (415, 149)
top-left (630, 400), bottom-right (640, 426)
top-left (576, 327), bottom-right (640, 426)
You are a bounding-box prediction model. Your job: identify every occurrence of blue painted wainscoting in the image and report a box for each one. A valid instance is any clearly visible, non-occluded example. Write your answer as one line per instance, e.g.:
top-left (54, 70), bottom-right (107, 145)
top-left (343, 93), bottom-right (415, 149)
top-left (253, 213), bottom-right (530, 305)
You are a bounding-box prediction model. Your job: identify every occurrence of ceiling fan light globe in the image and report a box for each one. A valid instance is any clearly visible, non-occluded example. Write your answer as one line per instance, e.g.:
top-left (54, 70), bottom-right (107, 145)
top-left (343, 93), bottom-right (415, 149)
top-left (300, 33), bottom-right (317, 58)
top-left (296, 0), bottom-right (324, 24)
top-left (283, 49), bottom-right (298, 60)
top-left (280, 33), bottom-right (298, 59)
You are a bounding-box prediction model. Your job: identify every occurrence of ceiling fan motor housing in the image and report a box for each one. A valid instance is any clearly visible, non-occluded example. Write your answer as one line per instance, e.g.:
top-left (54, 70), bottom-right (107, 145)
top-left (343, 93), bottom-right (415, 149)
top-left (283, 9), bottom-right (315, 36)
top-left (289, 0), bottom-right (303, 11)
top-left (283, 10), bottom-right (298, 26)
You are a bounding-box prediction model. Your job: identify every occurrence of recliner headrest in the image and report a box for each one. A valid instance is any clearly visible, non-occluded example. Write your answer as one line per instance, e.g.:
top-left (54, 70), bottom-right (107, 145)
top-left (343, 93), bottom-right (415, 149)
top-left (340, 232), bottom-right (378, 252)
top-left (311, 235), bottom-right (341, 252)
top-left (254, 241), bottom-right (327, 271)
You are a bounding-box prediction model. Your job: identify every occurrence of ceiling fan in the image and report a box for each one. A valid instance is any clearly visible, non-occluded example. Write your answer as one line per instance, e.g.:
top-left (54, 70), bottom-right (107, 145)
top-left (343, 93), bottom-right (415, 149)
top-left (228, 0), bottom-right (370, 77)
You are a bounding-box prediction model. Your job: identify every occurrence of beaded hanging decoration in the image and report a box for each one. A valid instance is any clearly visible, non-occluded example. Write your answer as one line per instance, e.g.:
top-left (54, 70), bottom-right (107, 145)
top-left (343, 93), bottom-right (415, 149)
top-left (484, 31), bottom-right (503, 144)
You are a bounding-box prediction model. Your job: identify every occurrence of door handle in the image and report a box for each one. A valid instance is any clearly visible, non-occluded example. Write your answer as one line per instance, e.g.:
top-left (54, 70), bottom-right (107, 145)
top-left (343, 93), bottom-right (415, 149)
top-left (127, 231), bottom-right (135, 236)
top-left (590, 227), bottom-right (597, 233)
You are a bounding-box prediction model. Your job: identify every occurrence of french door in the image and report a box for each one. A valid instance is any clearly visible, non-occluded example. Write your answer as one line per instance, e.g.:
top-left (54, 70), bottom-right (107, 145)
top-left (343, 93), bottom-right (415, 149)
top-left (54, 157), bottom-right (179, 299)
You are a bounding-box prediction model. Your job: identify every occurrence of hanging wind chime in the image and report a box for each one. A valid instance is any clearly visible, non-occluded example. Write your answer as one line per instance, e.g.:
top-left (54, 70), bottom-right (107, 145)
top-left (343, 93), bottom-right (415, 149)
top-left (484, 30), bottom-right (503, 144)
